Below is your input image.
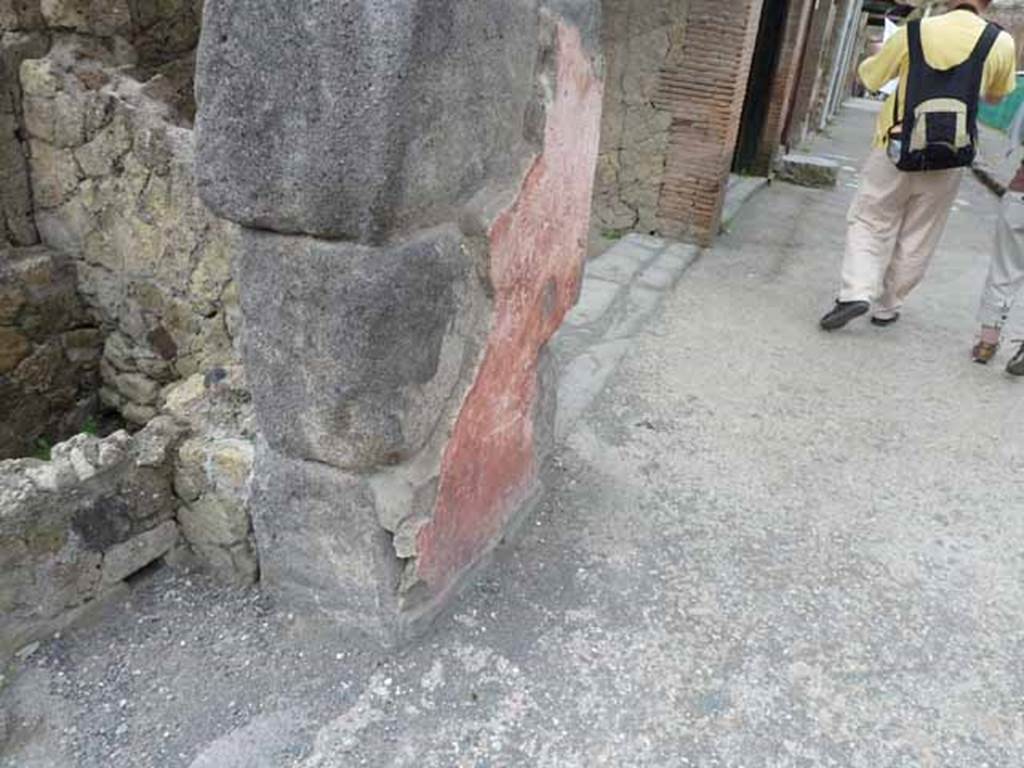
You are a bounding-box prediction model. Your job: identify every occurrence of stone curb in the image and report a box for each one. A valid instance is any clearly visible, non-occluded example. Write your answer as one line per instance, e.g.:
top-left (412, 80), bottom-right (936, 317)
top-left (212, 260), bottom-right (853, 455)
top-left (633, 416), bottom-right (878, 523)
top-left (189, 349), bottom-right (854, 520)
top-left (720, 176), bottom-right (770, 232)
top-left (550, 234), bottom-right (700, 439)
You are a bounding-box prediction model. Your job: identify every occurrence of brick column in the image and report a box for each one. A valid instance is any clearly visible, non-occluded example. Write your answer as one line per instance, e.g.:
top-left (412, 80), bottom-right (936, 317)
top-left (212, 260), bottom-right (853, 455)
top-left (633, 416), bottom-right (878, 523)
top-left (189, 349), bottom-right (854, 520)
top-left (751, 0), bottom-right (817, 174)
top-left (654, 0), bottom-right (767, 245)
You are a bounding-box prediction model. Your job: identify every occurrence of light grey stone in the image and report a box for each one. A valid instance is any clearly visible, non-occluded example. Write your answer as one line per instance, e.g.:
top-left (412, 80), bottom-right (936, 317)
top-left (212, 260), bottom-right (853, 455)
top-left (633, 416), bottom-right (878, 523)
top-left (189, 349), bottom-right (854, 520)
top-left (22, 457), bottom-right (77, 492)
top-left (637, 265), bottom-right (676, 290)
top-left (636, 240), bottom-right (698, 291)
top-left (621, 232), bottom-right (666, 252)
top-left (28, 140), bottom-right (80, 209)
top-left (101, 520), bottom-right (178, 585)
top-left (585, 241), bottom-right (658, 284)
top-left (178, 496), bottom-right (248, 547)
top-left (133, 416), bottom-right (187, 468)
top-left (122, 402), bottom-right (158, 425)
top-left (74, 113), bottom-right (132, 178)
top-left (227, 540), bottom-right (258, 585)
top-left (51, 433), bottom-right (99, 481)
top-left (554, 340), bottom-right (630, 439)
top-left (0, 1), bottom-right (45, 29)
top-left (173, 437), bottom-right (206, 502)
top-left (775, 153), bottom-right (840, 189)
top-left (564, 276), bottom-right (622, 327)
top-left (96, 431), bottom-right (132, 469)
top-left (249, 439), bottom-right (403, 642)
top-left (605, 284), bottom-right (662, 340)
top-left (721, 175), bottom-right (770, 229)
top-left (194, 0), bottom-right (543, 241)
top-left (659, 242), bottom-right (700, 273)
top-left (114, 371), bottom-right (160, 406)
top-left (235, 225), bottom-right (485, 470)
top-left (40, 0), bottom-right (132, 36)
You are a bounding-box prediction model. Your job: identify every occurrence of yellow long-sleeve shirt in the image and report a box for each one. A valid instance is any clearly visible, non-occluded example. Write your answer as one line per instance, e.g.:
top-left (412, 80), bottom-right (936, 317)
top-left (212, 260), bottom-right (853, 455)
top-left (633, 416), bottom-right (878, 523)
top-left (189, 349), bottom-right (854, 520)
top-left (861, 9), bottom-right (1017, 148)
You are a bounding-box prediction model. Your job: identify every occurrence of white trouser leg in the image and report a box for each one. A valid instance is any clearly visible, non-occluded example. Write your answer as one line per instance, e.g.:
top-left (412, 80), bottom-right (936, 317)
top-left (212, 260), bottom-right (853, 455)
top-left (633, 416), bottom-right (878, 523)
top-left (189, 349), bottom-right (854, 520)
top-left (978, 192), bottom-right (1024, 328)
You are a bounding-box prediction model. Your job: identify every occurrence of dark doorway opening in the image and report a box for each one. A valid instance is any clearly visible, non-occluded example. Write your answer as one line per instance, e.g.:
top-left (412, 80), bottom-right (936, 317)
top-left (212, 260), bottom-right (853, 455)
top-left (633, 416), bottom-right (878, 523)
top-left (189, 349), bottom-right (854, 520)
top-left (733, 0), bottom-right (791, 175)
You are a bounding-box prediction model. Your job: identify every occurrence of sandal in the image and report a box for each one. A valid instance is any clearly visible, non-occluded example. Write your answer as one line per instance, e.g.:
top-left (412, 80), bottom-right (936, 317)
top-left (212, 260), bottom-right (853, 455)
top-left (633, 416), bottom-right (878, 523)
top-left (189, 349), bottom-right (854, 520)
top-left (972, 340), bottom-right (999, 364)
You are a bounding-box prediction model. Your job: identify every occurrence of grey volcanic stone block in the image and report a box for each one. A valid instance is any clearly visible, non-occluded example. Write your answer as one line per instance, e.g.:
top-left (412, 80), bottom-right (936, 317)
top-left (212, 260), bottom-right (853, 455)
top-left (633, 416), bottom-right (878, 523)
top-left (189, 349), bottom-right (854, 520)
top-left (195, 0), bottom-right (540, 241)
top-left (234, 225), bottom-right (486, 470)
top-left (775, 153), bottom-right (839, 189)
top-left (249, 439), bottom-right (404, 640)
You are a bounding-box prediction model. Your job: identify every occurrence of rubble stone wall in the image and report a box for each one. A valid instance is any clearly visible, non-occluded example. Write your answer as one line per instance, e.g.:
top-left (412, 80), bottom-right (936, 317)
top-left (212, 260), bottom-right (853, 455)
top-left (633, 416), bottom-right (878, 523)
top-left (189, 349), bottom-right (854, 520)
top-left (21, 39), bottom-right (239, 427)
top-left (0, 417), bottom-right (185, 661)
top-left (2, 0), bottom-right (254, 586)
top-left (163, 364), bottom-right (258, 586)
top-left (0, 247), bottom-right (103, 460)
top-left (591, 0), bottom-right (690, 237)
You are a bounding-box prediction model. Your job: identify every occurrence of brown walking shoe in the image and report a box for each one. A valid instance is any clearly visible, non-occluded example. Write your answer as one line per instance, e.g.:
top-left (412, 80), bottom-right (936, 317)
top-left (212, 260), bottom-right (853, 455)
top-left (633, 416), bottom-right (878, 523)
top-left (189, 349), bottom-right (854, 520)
top-left (972, 340), bottom-right (999, 365)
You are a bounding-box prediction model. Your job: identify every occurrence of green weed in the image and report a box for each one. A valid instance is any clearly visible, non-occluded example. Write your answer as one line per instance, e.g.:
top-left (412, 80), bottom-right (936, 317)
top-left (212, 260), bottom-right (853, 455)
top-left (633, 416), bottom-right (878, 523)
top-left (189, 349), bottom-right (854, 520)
top-left (32, 438), bottom-right (51, 462)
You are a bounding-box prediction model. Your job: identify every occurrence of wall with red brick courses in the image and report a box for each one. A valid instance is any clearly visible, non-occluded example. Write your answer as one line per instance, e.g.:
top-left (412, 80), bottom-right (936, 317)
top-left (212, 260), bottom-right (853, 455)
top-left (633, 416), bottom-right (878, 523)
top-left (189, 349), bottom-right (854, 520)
top-left (654, 0), bottom-right (768, 245)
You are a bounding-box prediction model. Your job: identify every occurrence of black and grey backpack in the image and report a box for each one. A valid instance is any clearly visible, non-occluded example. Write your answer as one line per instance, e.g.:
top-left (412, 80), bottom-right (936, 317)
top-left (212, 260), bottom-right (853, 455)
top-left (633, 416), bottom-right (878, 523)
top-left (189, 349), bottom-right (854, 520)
top-left (888, 19), bottom-right (1001, 171)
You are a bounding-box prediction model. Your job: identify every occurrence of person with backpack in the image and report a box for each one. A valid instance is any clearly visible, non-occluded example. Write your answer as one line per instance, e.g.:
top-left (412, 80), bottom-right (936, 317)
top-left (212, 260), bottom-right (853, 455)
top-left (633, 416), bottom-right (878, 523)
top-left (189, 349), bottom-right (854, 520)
top-left (820, 0), bottom-right (1016, 332)
top-left (972, 96), bottom-right (1024, 374)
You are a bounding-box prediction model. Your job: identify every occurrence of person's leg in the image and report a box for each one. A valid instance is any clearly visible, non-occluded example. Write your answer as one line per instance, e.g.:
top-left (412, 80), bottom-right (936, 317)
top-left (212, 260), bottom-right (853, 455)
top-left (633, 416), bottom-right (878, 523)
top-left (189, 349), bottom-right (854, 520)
top-left (822, 150), bottom-right (909, 330)
top-left (979, 192), bottom-right (1024, 330)
top-left (838, 150), bottom-right (911, 304)
top-left (874, 167), bottom-right (963, 319)
top-left (975, 192), bottom-right (1024, 364)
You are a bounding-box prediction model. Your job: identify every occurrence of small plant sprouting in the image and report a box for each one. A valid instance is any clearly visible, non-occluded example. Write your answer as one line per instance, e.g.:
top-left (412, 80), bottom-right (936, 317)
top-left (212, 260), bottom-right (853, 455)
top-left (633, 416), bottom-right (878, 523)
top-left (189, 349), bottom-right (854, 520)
top-left (33, 438), bottom-right (52, 462)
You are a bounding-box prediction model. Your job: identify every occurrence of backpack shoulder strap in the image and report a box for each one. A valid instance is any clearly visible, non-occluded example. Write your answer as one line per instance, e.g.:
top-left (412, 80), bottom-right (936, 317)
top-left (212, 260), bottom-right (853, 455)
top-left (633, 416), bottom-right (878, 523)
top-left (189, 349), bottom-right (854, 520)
top-left (906, 20), bottom-right (924, 71)
top-left (971, 22), bottom-right (1001, 65)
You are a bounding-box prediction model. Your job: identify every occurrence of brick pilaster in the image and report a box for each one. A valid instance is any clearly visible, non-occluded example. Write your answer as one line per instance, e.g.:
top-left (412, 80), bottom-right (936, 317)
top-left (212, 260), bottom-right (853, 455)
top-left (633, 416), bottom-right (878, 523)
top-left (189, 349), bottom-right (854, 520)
top-left (654, 0), bottom-right (768, 245)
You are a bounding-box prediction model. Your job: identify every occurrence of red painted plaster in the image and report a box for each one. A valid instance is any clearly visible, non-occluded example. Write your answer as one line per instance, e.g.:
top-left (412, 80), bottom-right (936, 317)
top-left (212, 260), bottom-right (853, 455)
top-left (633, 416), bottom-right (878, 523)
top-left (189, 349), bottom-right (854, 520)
top-left (415, 23), bottom-right (603, 591)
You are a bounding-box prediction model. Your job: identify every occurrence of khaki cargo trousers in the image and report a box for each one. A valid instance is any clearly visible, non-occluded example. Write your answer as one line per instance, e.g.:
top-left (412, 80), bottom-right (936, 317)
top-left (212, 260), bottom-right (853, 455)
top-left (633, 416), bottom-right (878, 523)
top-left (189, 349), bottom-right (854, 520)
top-left (839, 149), bottom-right (963, 315)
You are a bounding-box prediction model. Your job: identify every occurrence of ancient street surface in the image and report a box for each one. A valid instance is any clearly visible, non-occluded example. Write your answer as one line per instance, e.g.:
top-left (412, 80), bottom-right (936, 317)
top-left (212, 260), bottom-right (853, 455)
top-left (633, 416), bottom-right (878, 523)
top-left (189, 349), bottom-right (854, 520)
top-left (4, 104), bottom-right (1024, 767)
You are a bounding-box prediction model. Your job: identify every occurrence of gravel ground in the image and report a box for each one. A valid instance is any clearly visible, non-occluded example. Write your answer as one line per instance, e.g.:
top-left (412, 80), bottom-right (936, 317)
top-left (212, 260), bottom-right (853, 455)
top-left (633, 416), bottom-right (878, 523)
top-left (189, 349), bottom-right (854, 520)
top-left (3, 103), bottom-right (1024, 767)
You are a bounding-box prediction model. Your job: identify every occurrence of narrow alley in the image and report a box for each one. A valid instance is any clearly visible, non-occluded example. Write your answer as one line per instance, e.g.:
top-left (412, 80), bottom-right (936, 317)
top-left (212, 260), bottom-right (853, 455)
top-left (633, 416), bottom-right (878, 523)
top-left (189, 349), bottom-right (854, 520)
top-left (4, 101), bottom-right (1023, 767)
